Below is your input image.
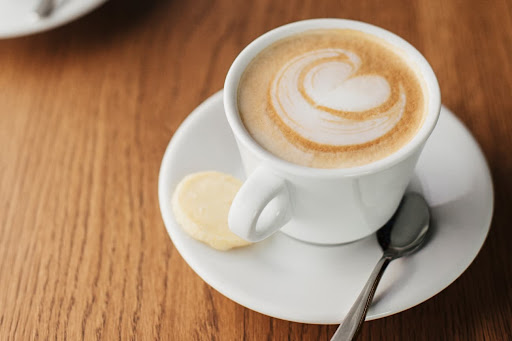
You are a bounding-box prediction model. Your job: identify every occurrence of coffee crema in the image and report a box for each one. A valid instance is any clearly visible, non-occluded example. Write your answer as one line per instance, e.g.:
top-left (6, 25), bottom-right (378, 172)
top-left (238, 29), bottom-right (426, 168)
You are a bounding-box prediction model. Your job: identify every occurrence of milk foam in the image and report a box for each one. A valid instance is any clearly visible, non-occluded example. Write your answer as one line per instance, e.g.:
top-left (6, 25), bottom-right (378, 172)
top-left (270, 48), bottom-right (405, 146)
top-left (238, 29), bottom-right (426, 168)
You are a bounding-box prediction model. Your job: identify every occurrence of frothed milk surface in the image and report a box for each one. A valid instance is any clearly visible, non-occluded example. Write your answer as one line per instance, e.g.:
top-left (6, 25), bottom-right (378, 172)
top-left (238, 29), bottom-right (426, 168)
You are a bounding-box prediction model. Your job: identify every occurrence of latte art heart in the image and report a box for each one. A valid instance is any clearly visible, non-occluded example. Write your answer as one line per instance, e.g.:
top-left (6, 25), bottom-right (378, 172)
top-left (270, 49), bottom-right (405, 146)
top-left (238, 29), bottom-right (426, 168)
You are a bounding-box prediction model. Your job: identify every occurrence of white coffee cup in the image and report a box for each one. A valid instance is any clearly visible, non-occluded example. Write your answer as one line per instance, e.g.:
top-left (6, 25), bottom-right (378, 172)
top-left (224, 19), bottom-right (440, 245)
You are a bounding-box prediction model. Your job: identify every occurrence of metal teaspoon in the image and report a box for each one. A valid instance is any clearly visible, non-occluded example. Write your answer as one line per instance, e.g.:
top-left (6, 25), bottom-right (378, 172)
top-left (34, 0), bottom-right (56, 18)
top-left (331, 192), bottom-right (430, 341)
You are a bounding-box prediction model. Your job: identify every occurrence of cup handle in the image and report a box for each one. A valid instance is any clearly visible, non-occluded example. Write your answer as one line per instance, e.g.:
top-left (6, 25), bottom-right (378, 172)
top-left (228, 167), bottom-right (291, 242)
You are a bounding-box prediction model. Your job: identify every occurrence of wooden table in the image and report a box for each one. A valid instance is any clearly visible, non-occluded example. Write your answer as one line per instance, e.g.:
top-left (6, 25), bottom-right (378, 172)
top-left (1, 0), bottom-right (511, 339)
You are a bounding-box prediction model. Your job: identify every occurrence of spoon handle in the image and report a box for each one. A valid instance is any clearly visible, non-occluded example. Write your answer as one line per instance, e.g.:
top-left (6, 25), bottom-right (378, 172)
top-left (34, 0), bottom-right (56, 18)
top-left (331, 255), bottom-right (392, 341)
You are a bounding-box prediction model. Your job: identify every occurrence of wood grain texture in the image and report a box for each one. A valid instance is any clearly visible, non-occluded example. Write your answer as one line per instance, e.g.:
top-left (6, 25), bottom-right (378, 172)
top-left (0, 0), bottom-right (511, 339)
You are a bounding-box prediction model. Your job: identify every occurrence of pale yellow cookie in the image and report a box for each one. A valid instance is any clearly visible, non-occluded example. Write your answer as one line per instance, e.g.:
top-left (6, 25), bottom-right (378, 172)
top-left (172, 171), bottom-right (251, 251)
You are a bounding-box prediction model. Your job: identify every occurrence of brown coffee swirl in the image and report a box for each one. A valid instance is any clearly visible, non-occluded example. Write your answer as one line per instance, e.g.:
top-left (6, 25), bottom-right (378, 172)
top-left (238, 29), bottom-right (426, 168)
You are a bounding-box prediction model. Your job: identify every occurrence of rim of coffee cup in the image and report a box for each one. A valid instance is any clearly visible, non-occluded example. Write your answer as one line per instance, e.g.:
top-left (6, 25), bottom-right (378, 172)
top-left (224, 18), bottom-right (441, 178)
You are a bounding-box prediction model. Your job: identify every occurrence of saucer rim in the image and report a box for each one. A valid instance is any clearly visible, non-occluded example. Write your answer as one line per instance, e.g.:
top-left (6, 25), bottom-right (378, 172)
top-left (158, 90), bottom-right (493, 324)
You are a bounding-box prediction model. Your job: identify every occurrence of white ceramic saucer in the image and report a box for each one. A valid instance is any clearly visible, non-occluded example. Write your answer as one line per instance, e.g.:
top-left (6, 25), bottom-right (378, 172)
top-left (0, 0), bottom-right (106, 39)
top-left (158, 90), bottom-right (493, 324)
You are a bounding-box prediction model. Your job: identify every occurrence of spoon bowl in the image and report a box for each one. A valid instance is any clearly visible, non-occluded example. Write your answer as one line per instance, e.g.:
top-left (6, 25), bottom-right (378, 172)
top-left (378, 193), bottom-right (430, 258)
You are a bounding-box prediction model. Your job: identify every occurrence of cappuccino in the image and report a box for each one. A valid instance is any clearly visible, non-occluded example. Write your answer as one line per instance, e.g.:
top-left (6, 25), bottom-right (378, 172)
top-left (238, 29), bottom-right (426, 168)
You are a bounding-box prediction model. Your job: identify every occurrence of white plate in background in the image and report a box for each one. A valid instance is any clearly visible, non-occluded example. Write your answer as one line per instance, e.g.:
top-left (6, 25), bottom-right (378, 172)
top-left (0, 0), bottom-right (106, 39)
